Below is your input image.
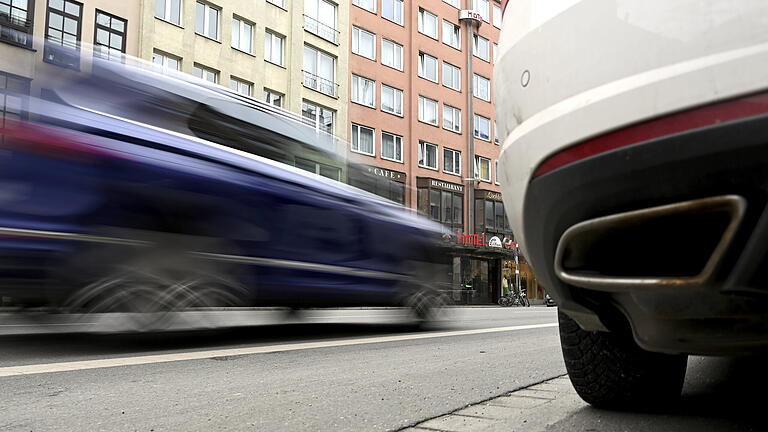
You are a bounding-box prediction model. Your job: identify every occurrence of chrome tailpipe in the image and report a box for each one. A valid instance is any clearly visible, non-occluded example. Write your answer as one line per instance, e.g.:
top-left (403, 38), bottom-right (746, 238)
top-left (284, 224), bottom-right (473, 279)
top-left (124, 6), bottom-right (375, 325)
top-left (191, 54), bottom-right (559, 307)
top-left (554, 195), bottom-right (746, 291)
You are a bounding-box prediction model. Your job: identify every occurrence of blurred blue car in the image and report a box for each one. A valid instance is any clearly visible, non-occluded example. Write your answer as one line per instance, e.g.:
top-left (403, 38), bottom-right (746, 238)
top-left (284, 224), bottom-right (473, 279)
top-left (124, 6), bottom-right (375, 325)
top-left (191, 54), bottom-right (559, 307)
top-left (0, 61), bottom-right (450, 325)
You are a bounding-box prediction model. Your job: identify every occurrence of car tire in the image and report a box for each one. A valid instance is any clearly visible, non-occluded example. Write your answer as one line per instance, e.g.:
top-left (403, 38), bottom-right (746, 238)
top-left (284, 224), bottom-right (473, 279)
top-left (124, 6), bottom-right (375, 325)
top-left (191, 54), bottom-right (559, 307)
top-left (558, 310), bottom-right (687, 410)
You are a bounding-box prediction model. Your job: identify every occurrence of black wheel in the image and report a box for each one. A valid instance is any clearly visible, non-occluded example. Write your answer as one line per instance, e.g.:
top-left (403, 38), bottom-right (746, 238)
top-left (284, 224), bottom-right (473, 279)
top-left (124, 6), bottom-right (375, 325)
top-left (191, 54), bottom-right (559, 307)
top-left (558, 310), bottom-right (688, 410)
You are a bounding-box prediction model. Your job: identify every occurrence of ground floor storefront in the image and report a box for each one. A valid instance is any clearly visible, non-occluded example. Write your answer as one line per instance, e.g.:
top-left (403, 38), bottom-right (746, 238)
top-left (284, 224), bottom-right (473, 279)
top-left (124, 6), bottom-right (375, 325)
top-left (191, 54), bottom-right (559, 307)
top-left (442, 234), bottom-right (541, 305)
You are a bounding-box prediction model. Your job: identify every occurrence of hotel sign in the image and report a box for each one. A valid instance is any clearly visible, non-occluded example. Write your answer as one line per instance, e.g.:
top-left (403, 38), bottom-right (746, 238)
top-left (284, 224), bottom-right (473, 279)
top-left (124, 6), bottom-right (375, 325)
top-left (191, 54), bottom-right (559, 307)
top-left (459, 10), bottom-right (483, 24)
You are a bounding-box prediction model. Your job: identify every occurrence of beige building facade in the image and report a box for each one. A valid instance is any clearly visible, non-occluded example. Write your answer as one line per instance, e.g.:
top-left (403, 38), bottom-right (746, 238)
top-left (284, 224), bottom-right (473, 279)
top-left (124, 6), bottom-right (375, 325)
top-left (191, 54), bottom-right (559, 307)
top-left (136, 0), bottom-right (350, 141)
top-left (0, 0), bottom-right (140, 106)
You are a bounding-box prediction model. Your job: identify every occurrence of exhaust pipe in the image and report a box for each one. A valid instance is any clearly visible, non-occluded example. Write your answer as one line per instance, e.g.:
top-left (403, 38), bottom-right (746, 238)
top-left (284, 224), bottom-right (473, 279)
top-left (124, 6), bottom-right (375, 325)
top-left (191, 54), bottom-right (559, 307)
top-left (554, 195), bottom-right (746, 291)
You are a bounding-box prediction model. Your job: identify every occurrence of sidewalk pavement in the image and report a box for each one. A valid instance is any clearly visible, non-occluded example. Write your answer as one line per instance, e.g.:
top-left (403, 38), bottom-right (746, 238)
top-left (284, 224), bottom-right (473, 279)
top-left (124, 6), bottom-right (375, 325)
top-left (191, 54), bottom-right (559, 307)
top-left (401, 375), bottom-right (585, 432)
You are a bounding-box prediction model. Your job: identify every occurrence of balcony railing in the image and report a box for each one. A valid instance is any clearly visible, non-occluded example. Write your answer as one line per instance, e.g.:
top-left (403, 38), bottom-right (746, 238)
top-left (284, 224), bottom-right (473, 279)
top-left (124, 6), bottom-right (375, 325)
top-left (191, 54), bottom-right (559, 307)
top-left (303, 15), bottom-right (339, 45)
top-left (302, 70), bottom-right (338, 98)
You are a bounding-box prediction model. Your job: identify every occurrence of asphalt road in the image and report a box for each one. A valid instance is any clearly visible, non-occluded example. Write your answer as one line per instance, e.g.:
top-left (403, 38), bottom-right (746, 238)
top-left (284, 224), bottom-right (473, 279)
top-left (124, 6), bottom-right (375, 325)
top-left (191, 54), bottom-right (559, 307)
top-left (2, 307), bottom-right (763, 432)
top-left (0, 307), bottom-right (564, 431)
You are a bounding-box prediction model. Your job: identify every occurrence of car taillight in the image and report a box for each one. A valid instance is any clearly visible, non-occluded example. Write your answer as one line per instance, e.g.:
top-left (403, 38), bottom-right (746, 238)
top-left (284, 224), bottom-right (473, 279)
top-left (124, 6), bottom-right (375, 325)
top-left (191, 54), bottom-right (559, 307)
top-left (532, 91), bottom-right (768, 178)
top-left (0, 118), bottom-right (123, 162)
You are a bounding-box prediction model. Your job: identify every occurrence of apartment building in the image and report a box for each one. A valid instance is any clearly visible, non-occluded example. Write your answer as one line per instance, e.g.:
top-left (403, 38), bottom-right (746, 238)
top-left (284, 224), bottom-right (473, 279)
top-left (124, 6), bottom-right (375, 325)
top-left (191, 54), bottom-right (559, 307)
top-left (139, 0), bottom-right (350, 141)
top-left (346, 0), bottom-right (533, 304)
top-left (0, 0), bottom-right (140, 116)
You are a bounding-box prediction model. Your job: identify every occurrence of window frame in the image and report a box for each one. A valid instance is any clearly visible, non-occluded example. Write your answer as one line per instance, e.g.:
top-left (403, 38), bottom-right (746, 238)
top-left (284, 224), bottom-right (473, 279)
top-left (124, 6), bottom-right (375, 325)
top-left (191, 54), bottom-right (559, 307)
top-left (151, 49), bottom-right (181, 71)
top-left (443, 104), bottom-right (461, 134)
top-left (155, 0), bottom-right (182, 26)
top-left (381, 38), bottom-right (403, 71)
top-left (352, 26), bottom-right (376, 60)
top-left (417, 8), bottom-right (438, 40)
top-left (195, 1), bottom-right (220, 41)
top-left (417, 51), bottom-right (438, 83)
top-left (302, 100), bottom-right (335, 134)
top-left (229, 77), bottom-right (252, 96)
top-left (93, 9), bottom-right (127, 61)
top-left (231, 16), bottom-right (253, 54)
top-left (351, 74), bottom-right (376, 108)
top-left (263, 89), bottom-right (284, 107)
top-left (43, 0), bottom-right (83, 70)
top-left (351, 123), bottom-right (376, 156)
top-left (193, 63), bottom-right (219, 83)
top-left (473, 33), bottom-right (490, 62)
top-left (1, 0), bottom-right (36, 48)
top-left (443, 62), bottom-right (460, 91)
top-left (443, 147), bottom-right (461, 176)
top-left (418, 140), bottom-right (439, 170)
top-left (303, 45), bottom-right (337, 97)
top-left (492, 3), bottom-right (502, 28)
top-left (380, 83), bottom-right (403, 116)
top-left (264, 30), bottom-right (285, 66)
top-left (381, 131), bottom-right (404, 163)
top-left (473, 0), bottom-right (490, 23)
top-left (418, 95), bottom-right (439, 126)
top-left (382, 0), bottom-right (403, 25)
top-left (352, 0), bottom-right (375, 14)
top-left (473, 113), bottom-right (491, 141)
top-left (473, 73), bottom-right (491, 102)
top-left (441, 19), bottom-right (460, 50)
top-left (474, 156), bottom-right (491, 182)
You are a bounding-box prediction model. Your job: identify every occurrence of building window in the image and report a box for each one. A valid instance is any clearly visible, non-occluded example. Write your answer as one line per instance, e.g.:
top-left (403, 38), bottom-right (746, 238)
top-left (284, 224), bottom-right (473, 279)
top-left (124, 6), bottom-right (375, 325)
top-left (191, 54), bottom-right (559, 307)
top-left (195, 2), bottom-right (219, 40)
top-left (443, 104), bottom-right (461, 133)
top-left (382, 0), bottom-right (403, 25)
top-left (0, 71), bottom-right (30, 129)
top-left (381, 131), bottom-right (403, 162)
top-left (352, 26), bottom-right (375, 60)
top-left (304, 0), bottom-right (338, 44)
top-left (231, 17), bottom-right (253, 53)
top-left (351, 123), bottom-right (375, 156)
top-left (418, 186), bottom-right (463, 232)
top-left (155, 0), bottom-right (181, 26)
top-left (476, 197), bottom-right (509, 233)
top-left (418, 140), bottom-right (438, 170)
top-left (442, 20), bottom-right (460, 50)
top-left (473, 34), bottom-right (489, 61)
top-left (193, 63), bottom-right (218, 83)
top-left (152, 50), bottom-right (180, 71)
top-left (1, 0), bottom-right (34, 47)
top-left (348, 167), bottom-right (405, 205)
top-left (443, 0), bottom-right (459, 8)
top-left (264, 89), bottom-right (283, 107)
top-left (351, 74), bottom-right (375, 108)
top-left (473, 74), bottom-right (490, 101)
top-left (302, 101), bottom-right (334, 133)
top-left (352, 0), bottom-right (375, 13)
top-left (381, 38), bottom-right (403, 71)
top-left (443, 148), bottom-right (461, 176)
top-left (494, 120), bottom-right (500, 144)
top-left (267, 0), bottom-right (285, 8)
top-left (493, 3), bottom-right (502, 28)
top-left (493, 42), bottom-right (498, 64)
top-left (229, 77), bottom-right (252, 96)
top-left (495, 160), bottom-right (500, 184)
top-left (418, 51), bottom-right (437, 82)
top-left (474, 114), bottom-right (491, 140)
top-left (264, 30), bottom-right (284, 65)
top-left (381, 84), bottom-right (403, 116)
top-left (44, 0), bottom-right (82, 69)
top-left (473, 0), bottom-right (489, 22)
top-left (418, 96), bottom-right (438, 126)
top-left (94, 10), bottom-right (126, 61)
top-left (303, 45), bottom-right (337, 97)
top-left (417, 8), bottom-right (437, 39)
top-left (474, 156), bottom-right (491, 182)
top-left (443, 62), bottom-right (460, 91)
top-left (296, 157), bottom-right (341, 181)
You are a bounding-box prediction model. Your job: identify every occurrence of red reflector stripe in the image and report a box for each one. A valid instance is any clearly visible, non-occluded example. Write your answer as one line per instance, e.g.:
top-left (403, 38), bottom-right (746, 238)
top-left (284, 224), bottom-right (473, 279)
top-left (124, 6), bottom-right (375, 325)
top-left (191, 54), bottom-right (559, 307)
top-left (532, 91), bottom-right (768, 178)
top-left (501, 0), bottom-right (509, 15)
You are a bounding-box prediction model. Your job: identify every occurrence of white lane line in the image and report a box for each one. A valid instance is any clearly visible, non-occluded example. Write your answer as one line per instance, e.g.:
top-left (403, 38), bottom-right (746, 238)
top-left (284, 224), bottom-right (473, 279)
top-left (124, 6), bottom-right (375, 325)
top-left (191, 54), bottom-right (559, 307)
top-left (0, 322), bottom-right (558, 378)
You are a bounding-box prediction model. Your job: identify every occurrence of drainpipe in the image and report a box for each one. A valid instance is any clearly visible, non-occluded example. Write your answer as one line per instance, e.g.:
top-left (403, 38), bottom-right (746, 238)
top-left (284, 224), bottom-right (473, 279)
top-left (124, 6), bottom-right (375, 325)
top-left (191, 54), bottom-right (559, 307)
top-left (464, 3), bottom-right (477, 234)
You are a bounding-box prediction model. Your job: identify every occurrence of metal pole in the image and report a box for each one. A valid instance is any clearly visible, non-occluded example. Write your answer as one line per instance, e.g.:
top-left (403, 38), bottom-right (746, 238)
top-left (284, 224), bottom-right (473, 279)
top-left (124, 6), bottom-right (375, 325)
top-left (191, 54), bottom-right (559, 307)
top-left (465, 2), bottom-right (476, 234)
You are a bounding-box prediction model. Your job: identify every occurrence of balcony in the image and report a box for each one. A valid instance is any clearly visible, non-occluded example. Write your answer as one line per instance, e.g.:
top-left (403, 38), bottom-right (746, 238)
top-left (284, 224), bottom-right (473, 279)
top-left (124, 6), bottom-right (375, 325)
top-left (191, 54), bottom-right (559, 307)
top-left (302, 70), bottom-right (338, 98)
top-left (303, 15), bottom-right (339, 45)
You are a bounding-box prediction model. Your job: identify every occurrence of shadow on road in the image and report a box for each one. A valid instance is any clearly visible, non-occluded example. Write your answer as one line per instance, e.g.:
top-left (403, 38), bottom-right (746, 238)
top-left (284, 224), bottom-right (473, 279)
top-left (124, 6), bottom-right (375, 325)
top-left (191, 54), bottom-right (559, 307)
top-left (549, 355), bottom-right (768, 432)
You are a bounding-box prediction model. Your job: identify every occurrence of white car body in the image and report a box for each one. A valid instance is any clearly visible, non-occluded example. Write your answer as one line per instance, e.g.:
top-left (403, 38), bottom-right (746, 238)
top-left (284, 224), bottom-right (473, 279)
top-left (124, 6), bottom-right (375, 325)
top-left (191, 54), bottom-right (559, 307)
top-left (495, 0), bottom-right (768, 257)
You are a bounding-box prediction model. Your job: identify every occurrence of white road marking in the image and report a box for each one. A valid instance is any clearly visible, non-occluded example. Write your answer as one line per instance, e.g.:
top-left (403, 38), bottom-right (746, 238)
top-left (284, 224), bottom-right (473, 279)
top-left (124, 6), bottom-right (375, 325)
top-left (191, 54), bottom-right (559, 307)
top-left (0, 323), bottom-right (558, 378)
